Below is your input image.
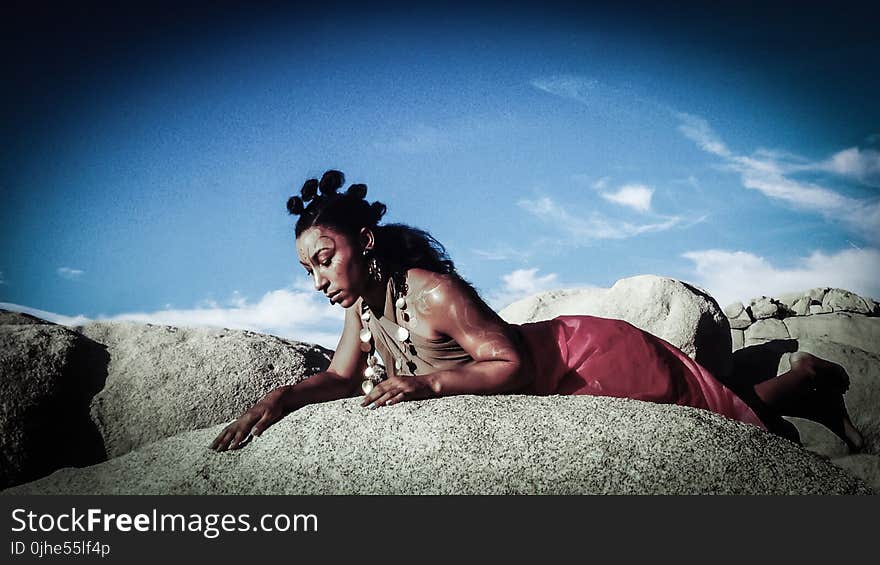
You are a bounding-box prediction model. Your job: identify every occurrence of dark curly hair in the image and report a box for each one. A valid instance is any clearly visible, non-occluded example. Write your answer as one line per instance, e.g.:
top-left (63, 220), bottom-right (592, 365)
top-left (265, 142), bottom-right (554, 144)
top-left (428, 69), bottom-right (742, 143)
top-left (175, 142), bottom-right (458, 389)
top-left (287, 170), bottom-right (482, 299)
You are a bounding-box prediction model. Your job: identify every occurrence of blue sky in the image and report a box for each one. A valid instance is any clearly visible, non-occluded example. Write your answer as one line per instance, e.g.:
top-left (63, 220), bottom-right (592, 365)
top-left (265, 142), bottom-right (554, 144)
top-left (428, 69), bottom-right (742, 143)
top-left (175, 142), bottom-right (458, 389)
top-left (2, 1), bottom-right (879, 348)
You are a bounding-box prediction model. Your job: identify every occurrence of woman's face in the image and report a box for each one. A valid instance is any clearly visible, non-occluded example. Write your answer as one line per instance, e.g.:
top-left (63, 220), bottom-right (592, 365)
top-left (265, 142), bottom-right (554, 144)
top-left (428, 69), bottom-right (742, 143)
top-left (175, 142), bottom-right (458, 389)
top-left (296, 225), bottom-right (370, 307)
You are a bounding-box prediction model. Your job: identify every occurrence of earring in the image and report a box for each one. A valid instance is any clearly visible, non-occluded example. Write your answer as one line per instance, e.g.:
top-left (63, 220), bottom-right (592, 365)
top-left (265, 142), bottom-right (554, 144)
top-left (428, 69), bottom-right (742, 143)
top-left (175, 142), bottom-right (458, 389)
top-left (364, 249), bottom-right (383, 283)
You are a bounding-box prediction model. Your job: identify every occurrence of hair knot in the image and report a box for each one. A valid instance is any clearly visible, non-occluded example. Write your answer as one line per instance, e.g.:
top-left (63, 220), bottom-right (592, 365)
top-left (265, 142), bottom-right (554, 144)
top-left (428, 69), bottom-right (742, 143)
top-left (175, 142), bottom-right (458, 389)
top-left (286, 195), bottom-right (304, 215)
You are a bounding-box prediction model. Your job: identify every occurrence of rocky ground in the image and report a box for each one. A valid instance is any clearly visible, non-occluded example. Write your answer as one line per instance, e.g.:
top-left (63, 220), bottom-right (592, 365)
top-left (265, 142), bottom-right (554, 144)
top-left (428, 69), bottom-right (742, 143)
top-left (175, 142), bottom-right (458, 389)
top-left (1, 276), bottom-right (877, 494)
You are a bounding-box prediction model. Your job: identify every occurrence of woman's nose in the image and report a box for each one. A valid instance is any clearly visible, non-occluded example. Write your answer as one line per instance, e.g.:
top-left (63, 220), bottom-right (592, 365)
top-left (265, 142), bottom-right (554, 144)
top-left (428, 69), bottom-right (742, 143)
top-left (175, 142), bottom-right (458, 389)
top-left (313, 272), bottom-right (329, 292)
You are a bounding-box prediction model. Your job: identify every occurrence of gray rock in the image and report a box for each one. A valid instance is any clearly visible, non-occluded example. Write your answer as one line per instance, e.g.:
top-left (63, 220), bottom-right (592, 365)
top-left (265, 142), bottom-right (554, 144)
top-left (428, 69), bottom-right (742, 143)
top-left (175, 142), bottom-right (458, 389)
top-left (807, 288), bottom-right (829, 303)
top-left (77, 322), bottom-right (333, 458)
top-left (749, 297), bottom-right (780, 320)
top-left (723, 302), bottom-right (745, 318)
top-left (791, 297), bottom-right (810, 316)
top-left (3, 396), bottom-right (870, 495)
top-left (731, 329), bottom-right (744, 351)
top-left (776, 292), bottom-right (804, 308)
top-left (0, 312), bottom-right (107, 489)
top-left (728, 310), bottom-right (753, 329)
top-left (745, 319), bottom-right (790, 341)
top-left (744, 338), bottom-right (776, 348)
top-left (831, 454), bottom-right (880, 494)
top-left (783, 313), bottom-right (880, 356)
top-left (500, 275), bottom-right (733, 380)
top-left (779, 338), bottom-right (880, 456)
top-left (809, 304), bottom-right (824, 315)
top-left (823, 289), bottom-right (872, 314)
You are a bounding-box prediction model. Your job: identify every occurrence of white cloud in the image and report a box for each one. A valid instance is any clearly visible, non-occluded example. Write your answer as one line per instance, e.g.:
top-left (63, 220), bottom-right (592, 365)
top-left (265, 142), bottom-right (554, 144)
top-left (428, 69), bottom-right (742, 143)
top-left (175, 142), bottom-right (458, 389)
top-left (601, 184), bottom-right (654, 213)
top-left (0, 302), bottom-right (91, 326)
top-left (531, 75), bottom-right (600, 101)
top-left (0, 270), bottom-right (5, 285)
top-left (518, 196), bottom-right (681, 240)
top-left (485, 268), bottom-right (561, 310)
top-left (57, 267), bottom-right (84, 280)
top-left (373, 124), bottom-right (447, 154)
top-left (820, 147), bottom-right (880, 187)
top-left (591, 176), bottom-right (611, 190)
top-left (0, 284), bottom-right (347, 350)
top-left (681, 247), bottom-right (880, 307)
top-left (471, 245), bottom-right (533, 262)
top-left (676, 113), bottom-right (732, 158)
top-left (676, 113), bottom-right (880, 240)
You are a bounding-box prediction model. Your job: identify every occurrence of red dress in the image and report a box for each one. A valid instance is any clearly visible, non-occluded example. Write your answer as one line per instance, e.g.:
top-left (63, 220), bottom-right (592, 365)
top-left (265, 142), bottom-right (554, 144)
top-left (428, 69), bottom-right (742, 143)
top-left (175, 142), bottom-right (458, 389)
top-left (514, 315), bottom-right (766, 430)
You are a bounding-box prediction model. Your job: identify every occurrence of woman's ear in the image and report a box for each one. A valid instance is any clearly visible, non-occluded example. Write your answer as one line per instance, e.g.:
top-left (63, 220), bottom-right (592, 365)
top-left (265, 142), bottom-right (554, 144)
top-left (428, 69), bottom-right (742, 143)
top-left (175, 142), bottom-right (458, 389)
top-left (359, 227), bottom-right (375, 253)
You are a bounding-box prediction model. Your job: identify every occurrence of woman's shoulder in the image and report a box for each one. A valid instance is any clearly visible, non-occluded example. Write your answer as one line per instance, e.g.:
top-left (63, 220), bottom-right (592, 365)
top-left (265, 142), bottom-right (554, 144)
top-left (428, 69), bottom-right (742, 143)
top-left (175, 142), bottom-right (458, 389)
top-left (406, 268), bottom-right (465, 311)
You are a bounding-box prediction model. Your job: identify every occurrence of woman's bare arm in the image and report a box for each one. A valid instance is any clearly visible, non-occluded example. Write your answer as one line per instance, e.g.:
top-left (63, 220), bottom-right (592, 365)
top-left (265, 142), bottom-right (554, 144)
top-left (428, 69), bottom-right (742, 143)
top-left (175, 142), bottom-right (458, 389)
top-left (361, 270), bottom-right (532, 407)
top-left (210, 302), bottom-right (366, 451)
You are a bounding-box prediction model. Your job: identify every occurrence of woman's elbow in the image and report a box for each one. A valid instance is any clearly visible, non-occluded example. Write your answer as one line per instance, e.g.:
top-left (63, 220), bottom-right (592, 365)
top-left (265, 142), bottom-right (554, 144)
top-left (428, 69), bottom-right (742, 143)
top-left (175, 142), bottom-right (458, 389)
top-left (494, 357), bottom-right (531, 392)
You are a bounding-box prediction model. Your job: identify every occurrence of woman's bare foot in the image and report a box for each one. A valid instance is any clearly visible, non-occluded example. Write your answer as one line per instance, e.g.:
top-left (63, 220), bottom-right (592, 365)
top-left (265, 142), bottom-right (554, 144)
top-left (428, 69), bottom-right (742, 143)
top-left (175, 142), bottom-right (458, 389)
top-left (787, 352), bottom-right (864, 452)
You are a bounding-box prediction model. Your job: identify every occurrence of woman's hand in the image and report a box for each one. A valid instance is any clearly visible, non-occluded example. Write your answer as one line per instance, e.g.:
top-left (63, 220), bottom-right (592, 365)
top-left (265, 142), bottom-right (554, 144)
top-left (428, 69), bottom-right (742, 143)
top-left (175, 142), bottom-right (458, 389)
top-left (360, 375), bottom-right (436, 409)
top-left (210, 386), bottom-right (291, 451)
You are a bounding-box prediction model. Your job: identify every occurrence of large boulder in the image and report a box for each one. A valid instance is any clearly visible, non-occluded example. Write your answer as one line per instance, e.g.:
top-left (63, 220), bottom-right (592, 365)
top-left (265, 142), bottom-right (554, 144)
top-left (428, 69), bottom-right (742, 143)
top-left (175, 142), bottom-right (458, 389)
top-left (3, 396), bottom-right (870, 495)
top-left (76, 321), bottom-right (333, 458)
top-left (500, 275), bottom-right (733, 380)
top-left (776, 339), bottom-right (880, 456)
top-left (782, 313), bottom-right (880, 356)
top-left (0, 312), bottom-right (107, 489)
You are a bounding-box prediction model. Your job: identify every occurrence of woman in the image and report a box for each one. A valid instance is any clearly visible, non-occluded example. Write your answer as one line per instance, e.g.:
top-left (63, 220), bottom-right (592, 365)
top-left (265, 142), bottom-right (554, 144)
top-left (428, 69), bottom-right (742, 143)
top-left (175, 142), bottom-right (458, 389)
top-left (210, 170), bottom-right (864, 453)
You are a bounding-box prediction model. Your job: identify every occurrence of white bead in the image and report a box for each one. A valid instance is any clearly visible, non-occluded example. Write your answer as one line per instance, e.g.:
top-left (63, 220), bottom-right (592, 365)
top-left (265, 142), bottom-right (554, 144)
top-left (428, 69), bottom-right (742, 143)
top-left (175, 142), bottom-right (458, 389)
top-left (395, 297), bottom-right (406, 309)
top-left (359, 328), bottom-right (372, 343)
top-left (396, 327), bottom-right (409, 341)
top-left (364, 366), bottom-right (375, 378)
top-left (394, 358), bottom-right (402, 370)
top-left (361, 310), bottom-right (371, 322)
top-left (361, 380), bottom-right (374, 395)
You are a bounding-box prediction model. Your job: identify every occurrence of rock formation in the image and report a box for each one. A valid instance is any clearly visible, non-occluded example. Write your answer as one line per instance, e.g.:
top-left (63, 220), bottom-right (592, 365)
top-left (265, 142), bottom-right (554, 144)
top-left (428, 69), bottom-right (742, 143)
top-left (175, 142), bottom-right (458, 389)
top-left (4, 396), bottom-right (870, 495)
top-left (1, 277), bottom-right (876, 494)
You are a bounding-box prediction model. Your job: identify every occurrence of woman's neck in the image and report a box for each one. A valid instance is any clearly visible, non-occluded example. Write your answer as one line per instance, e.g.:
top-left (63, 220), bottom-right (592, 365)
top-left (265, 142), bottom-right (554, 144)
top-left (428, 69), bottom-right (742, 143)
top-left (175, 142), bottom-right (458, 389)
top-left (360, 277), bottom-right (387, 314)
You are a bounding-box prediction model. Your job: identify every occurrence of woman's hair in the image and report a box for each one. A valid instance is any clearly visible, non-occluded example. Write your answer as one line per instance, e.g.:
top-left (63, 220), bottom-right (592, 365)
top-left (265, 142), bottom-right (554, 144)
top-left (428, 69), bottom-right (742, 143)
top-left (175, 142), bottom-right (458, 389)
top-left (287, 170), bottom-right (482, 299)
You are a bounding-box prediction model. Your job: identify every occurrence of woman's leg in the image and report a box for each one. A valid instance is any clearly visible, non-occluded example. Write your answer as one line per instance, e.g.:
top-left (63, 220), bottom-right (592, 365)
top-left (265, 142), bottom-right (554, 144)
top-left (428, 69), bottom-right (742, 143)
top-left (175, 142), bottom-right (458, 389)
top-left (752, 352), bottom-right (864, 452)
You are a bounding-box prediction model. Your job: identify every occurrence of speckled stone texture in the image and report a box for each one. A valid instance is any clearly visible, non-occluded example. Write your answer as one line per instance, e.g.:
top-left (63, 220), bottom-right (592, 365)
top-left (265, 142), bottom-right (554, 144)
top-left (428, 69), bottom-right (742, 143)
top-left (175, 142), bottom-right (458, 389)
top-left (4, 396), bottom-right (871, 495)
top-left (0, 313), bottom-right (107, 489)
top-left (77, 321), bottom-right (333, 458)
top-left (500, 275), bottom-right (733, 380)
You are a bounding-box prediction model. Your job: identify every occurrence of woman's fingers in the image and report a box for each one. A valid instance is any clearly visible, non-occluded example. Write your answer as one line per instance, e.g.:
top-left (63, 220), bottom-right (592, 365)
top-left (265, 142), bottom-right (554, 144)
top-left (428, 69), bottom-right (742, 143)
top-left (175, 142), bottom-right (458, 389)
top-left (210, 426), bottom-right (234, 451)
top-left (361, 378), bottom-right (407, 407)
top-left (368, 386), bottom-right (408, 408)
top-left (385, 392), bottom-right (407, 406)
top-left (250, 411), bottom-right (273, 437)
top-left (229, 427), bottom-right (251, 450)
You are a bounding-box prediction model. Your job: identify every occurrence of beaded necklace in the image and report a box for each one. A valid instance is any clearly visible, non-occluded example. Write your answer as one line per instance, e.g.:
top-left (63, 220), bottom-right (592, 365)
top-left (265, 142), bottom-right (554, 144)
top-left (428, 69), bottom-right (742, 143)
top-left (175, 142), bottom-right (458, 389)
top-left (357, 272), bottom-right (414, 394)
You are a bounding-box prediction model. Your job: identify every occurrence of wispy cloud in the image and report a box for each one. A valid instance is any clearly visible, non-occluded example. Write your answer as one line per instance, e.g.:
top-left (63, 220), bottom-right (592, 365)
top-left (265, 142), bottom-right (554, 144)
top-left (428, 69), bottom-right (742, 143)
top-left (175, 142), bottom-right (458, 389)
top-left (485, 268), bottom-right (560, 310)
top-left (0, 270), bottom-right (5, 285)
top-left (819, 147), bottom-right (880, 187)
top-left (676, 112), bottom-right (880, 240)
top-left (531, 75), bottom-right (601, 101)
top-left (373, 124), bottom-right (447, 154)
top-left (600, 183), bottom-right (654, 213)
top-left (681, 247), bottom-right (880, 307)
top-left (517, 196), bottom-right (682, 241)
top-left (1, 280), bottom-right (346, 349)
top-left (531, 74), bottom-right (668, 115)
top-left (57, 267), bottom-right (84, 280)
top-left (0, 303), bottom-right (91, 326)
top-left (471, 244), bottom-right (534, 262)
